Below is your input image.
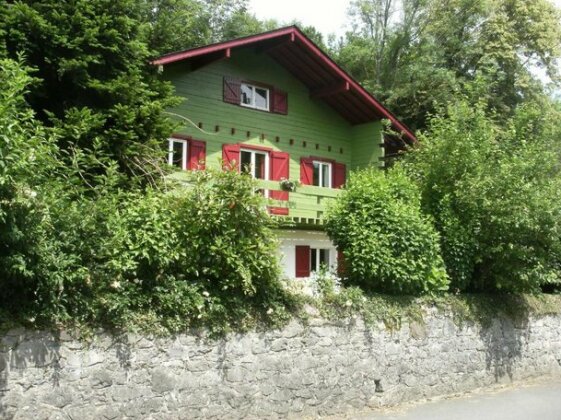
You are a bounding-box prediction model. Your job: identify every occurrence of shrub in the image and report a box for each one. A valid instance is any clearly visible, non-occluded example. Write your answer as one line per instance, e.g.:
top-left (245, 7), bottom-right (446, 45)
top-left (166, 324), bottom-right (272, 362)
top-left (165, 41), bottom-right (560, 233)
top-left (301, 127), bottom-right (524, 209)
top-left (402, 100), bottom-right (561, 292)
top-left (0, 58), bottom-right (58, 317)
top-left (18, 167), bottom-right (295, 334)
top-left (325, 167), bottom-right (449, 295)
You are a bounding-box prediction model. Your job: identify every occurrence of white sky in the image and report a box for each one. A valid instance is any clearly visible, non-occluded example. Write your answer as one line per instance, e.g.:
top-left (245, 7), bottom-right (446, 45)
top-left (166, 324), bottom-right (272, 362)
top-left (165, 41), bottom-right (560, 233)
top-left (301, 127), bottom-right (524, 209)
top-left (248, 0), bottom-right (351, 38)
top-left (248, 0), bottom-right (561, 39)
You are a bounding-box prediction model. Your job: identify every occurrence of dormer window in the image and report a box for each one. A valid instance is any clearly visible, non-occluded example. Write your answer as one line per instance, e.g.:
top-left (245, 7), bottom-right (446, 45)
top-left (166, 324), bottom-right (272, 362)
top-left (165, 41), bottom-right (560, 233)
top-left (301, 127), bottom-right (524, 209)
top-left (241, 83), bottom-right (270, 111)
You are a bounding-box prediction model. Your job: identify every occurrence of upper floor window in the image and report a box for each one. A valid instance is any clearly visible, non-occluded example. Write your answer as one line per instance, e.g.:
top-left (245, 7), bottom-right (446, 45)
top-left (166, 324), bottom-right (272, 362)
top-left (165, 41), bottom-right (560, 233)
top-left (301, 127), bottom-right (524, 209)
top-left (313, 161), bottom-right (332, 188)
top-left (223, 77), bottom-right (287, 115)
top-left (301, 157), bottom-right (346, 189)
top-left (168, 138), bottom-right (188, 170)
top-left (241, 83), bottom-right (270, 111)
top-left (240, 148), bottom-right (269, 180)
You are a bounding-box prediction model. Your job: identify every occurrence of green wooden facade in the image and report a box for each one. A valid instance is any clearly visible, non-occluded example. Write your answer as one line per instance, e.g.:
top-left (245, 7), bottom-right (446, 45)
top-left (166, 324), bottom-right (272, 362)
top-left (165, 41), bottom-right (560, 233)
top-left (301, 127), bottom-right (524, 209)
top-left (163, 48), bottom-right (384, 222)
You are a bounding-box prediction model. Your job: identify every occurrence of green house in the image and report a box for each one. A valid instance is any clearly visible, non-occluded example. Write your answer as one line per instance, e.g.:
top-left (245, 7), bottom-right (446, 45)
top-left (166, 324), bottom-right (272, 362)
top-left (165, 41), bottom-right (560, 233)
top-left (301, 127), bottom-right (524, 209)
top-left (154, 26), bottom-right (416, 280)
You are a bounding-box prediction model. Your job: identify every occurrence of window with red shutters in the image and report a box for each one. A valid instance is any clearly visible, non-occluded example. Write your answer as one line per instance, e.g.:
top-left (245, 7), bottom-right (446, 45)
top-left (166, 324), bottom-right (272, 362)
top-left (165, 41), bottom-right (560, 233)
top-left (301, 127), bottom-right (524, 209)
top-left (295, 245), bottom-right (311, 278)
top-left (223, 76), bottom-right (288, 114)
top-left (300, 157), bottom-right (346, 189)
top-left (269, 151), bottom-right (290, 215)
top-left (222, 143), bottom-right (241, 170)
top-left (168, 137), bottom-right (207, 171)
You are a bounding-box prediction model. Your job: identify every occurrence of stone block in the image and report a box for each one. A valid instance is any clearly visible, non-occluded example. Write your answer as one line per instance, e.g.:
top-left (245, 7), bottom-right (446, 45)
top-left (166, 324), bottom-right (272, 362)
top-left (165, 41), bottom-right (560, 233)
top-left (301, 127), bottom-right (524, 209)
top-left (151, 368), bottom-right (176, 394)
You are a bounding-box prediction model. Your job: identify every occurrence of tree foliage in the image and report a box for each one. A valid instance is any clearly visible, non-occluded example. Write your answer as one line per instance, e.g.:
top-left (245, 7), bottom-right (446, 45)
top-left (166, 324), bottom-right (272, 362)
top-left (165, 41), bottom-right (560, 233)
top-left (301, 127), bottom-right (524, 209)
top-left (0, 0), bottom-right (177, 182)
top-left (325, 167), bottom-right (449, 295)
top-left (402, 98), bottom-right (561, 292)
top-left (337, 0), bottom-right (561, 130)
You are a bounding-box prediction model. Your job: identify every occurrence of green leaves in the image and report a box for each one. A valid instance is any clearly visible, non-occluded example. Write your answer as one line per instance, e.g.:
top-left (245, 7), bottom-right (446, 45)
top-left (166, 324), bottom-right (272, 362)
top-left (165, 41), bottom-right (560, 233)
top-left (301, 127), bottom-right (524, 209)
top-left (325, 167), bottom-right (449, 295)
top-left (0, 0), bottom-right (177, 185)
top-left (338, 0), bottom-right (561, 130)
top-left (403, 99), bottom-right (561, 292)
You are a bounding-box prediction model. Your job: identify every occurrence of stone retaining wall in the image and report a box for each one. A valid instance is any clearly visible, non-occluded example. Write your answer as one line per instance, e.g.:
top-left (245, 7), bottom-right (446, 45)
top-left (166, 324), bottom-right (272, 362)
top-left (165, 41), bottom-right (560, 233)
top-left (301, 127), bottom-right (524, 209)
top-left (1, 309), bottom-right (561, 419)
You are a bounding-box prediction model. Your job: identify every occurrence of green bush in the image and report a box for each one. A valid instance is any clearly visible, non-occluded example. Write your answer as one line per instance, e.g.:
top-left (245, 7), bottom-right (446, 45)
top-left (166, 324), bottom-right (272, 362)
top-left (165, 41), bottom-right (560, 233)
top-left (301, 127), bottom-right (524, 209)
top-left (0, 58), bottom-right (58, 317)
top-left (22, 168), bottom-right (295, 334)
top-left (402, 100), bottom-right (561, 292)
top-left (325, 167), bottom-right (449, 295)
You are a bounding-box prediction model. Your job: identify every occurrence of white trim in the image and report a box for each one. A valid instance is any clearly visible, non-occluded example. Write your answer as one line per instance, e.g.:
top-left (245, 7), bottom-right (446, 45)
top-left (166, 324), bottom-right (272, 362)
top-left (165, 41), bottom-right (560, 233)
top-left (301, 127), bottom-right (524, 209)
top-left (310, 248), bottom-right (330, 273)
top-left (240, 148), bottom-right (270, 180)
top-left (240, 82), bottom-right (270, 111)
top-left (312, 160), bottom-right (332, 188)
top-left (277, 230), bottom-right (338, 280)
top-left (168, 138), bottom-right (188, 170)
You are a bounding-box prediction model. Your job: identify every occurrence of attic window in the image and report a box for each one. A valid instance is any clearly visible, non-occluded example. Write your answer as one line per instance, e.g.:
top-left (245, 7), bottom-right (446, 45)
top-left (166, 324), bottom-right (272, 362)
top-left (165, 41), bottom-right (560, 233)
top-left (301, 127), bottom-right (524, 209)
top-left (241, 83), bottom-right (269, 111)
top-left (223, 77), bottom-right (287, 115)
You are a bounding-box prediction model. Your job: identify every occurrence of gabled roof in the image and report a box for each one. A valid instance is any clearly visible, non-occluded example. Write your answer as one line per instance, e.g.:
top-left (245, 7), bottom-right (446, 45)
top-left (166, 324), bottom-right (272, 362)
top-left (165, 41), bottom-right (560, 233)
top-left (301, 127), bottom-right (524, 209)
top-left (153, 26), bottom-right (416, 144)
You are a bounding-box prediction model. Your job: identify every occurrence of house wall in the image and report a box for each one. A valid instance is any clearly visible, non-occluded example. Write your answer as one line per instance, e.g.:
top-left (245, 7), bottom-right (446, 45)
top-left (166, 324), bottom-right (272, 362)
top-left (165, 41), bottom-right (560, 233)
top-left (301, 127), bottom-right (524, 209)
top-left (277, 230), bottom-right (337, 279)
top-left (163, 49), bottom-right (383, 219)
top-left (351, 121), bottom-right (384, 170)
top-left (2, 312), bottom-right (561, 419)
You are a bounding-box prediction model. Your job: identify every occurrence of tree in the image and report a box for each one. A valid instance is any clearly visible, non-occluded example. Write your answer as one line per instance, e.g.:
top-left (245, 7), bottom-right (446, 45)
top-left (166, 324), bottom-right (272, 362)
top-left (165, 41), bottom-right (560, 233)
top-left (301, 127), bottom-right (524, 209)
top-left (337, 0), bottom-right (561, 130)
top-left (0, 0), bottom-right (177, 183)
top-left (402, 98), bottom-right (561, 292)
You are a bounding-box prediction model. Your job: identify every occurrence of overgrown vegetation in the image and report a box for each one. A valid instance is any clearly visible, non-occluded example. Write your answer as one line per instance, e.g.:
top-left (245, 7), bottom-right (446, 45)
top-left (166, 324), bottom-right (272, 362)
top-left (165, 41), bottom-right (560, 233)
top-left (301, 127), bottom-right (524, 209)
top-left (325, 167), bottom-right (449, 295)
top-left (1, 0), bottom-right (561, 336)
top-left (402, 99), bottom-right (561, 293)
top-left (0, 58), bottom-right (297, 335)
top-left (313, 275), bottom-right (561, 331)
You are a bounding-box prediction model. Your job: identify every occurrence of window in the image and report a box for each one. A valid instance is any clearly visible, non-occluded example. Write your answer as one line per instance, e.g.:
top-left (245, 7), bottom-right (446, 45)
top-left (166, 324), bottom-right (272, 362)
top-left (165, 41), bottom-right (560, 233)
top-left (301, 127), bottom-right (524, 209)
top-left (168, 138), bottom-right (188, 170)
top-left (311, 248), bottom-right (330, 273)
top-left (240, 149), bottom-right (269, 180)
top-left (240, 83), bottom-right (270, 111)
top-left (223, 77), bottom-right (287, 114)
top-left (313, 161), bottom-right (332, 188)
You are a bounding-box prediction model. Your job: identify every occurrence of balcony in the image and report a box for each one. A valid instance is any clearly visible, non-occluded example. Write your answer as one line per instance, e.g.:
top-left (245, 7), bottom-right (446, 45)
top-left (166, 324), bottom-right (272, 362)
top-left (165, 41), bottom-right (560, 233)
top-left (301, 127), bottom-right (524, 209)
top-left (256, 179), bottom-right (341, 228)
top-left (169, 172), bottom-right (342, 229)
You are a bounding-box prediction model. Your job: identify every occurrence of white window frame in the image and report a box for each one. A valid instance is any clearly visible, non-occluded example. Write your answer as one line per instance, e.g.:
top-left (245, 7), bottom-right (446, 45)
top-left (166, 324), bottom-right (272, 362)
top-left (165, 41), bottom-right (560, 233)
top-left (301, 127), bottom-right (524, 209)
top-left (313, 160), bottom-right (332, 188)
top-left (168, 138), bottom-right (188, 170)
top-left (240, 148), bottom-right (270, 181)
top-left (310, 248), bottom-right (330, 273)
top-left (240, 82), bottom-right (270, 111)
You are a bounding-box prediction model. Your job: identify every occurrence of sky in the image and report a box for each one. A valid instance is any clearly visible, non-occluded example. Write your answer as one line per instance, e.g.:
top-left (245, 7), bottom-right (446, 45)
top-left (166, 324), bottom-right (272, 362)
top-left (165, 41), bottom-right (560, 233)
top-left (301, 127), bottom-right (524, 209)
top-left (248, 0), bottom-right (351, 38)
top-left (248, 0), bottom-right (561, 39)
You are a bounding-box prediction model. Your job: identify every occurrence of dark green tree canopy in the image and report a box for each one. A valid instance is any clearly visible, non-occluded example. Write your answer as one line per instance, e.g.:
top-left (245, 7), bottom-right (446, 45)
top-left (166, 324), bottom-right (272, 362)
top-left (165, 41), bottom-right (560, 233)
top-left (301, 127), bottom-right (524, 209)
top-left (336, 0), bottom-right (561, 130)
top-left (1, 0), bottom-right (177, 181)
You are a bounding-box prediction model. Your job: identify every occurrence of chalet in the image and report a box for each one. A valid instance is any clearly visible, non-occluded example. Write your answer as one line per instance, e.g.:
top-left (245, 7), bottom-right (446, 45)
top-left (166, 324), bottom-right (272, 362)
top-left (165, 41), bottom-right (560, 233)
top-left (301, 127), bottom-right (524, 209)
top-left (153, 26), bottom-right (416, 280)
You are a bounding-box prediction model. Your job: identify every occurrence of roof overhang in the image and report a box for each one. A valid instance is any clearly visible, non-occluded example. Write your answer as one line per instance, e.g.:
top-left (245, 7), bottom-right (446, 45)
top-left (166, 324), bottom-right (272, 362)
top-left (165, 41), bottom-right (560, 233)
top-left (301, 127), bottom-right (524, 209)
top-left (153, 26), bottom-right (417, 144)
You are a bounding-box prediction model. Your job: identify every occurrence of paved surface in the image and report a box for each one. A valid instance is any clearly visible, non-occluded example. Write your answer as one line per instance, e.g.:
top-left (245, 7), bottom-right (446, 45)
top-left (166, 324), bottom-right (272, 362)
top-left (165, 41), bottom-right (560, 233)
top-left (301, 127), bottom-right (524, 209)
top-left (351, 377), bottom-right (561, 420)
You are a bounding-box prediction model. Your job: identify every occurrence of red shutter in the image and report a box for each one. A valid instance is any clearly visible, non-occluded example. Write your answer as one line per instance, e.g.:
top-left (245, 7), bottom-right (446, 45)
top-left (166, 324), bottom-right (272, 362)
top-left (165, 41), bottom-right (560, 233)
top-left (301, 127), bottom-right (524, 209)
top-left (222, 143), bottom-right (240, 171)
top-left (295, 246), bottom-right (311, 278)
top-left (333, 162), bottom-right (346, 189)
top-left (300, 157), bottom-right (314, 185)
top-left (269, 151), bottom-right (290, 215)
top-left (223, 77), bottom-right (241, 104)
top-left (272, 89), bottom-right (288, 115)
top-left (188, 140), bottom-right (206, 170)
top-left (337, 249), bottom-right (346, 277)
